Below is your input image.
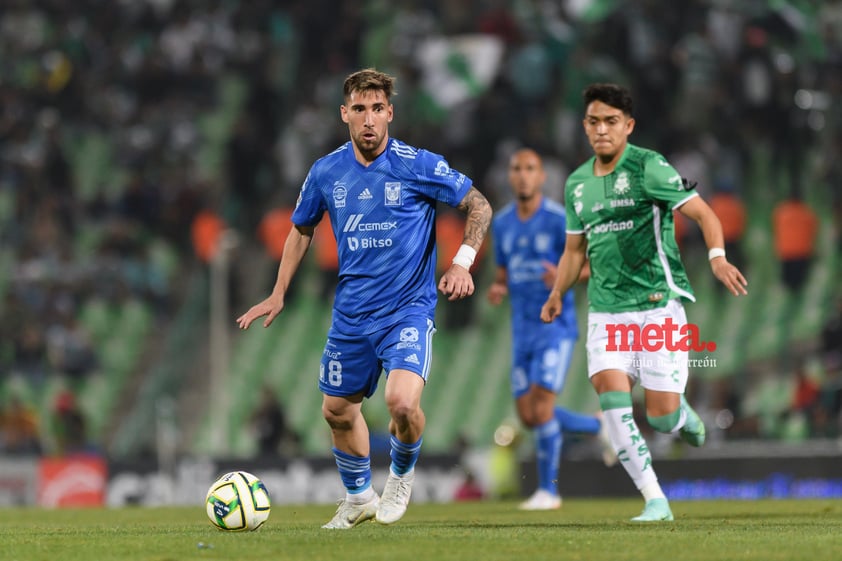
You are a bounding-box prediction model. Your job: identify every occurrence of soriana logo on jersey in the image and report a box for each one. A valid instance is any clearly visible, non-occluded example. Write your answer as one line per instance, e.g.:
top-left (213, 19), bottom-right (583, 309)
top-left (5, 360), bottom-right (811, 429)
top-left (37, 456), bottom-right (107, 507)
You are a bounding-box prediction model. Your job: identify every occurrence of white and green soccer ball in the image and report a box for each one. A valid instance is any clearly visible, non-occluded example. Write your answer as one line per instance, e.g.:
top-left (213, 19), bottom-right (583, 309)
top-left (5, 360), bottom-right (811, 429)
top-left (206, 471), bottom-right (271, 531)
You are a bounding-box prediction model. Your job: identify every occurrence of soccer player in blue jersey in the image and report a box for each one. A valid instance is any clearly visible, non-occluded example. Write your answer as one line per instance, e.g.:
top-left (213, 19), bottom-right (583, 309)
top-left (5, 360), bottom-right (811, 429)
top-left (237, 68), bottom-right (492, 529)
top-left (487, 148), bottom-right (615, 511)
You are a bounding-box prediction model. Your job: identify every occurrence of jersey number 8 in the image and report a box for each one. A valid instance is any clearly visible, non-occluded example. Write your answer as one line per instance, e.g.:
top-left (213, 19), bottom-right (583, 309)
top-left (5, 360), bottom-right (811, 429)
top-left (320, 360), bottom-right (343, 387)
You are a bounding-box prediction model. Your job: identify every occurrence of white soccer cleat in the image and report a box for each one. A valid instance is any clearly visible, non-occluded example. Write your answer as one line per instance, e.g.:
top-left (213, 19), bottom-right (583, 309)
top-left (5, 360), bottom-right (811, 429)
top-left (518, 489), bottom-right (562, 511)
top-left (376, 469), bottom-right (414, 524)
top-left (321, 494), bottom-right (380, 529)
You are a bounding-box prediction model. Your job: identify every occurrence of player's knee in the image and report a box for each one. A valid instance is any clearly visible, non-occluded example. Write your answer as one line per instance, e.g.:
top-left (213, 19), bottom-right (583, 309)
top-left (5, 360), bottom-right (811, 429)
top-left (387, 403), bottom-right (416, 425)
top-left (518, 409), bottom-right (551, 428)
top-left (516, 389), bottom-right (555, 428)
top-left (518, 411), bottom-right (537, 428)
top-left (385, 399), bottom-right (420, 426)
top-left (646, 408), bottom-right (681, 434)
top-left (322, 402), bottom-right (354, 430)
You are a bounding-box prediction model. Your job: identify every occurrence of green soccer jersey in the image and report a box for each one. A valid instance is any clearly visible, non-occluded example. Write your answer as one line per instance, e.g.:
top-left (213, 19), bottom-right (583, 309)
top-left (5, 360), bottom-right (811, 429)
top-left (565, 143), bottom-right (697, 313)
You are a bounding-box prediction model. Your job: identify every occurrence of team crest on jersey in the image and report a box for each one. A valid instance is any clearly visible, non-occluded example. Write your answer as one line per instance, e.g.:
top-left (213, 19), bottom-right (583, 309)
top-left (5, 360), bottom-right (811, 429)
top-left (535, 234), bottom-right (551, 252)
top-left (613, 172), bottom-right (630, 195)
top-left (385, 182), bottom-right (401, 206)
top-left (333, 182), bottom-right (348, 208)
top-left (433, 160), bottom-right (450, 176)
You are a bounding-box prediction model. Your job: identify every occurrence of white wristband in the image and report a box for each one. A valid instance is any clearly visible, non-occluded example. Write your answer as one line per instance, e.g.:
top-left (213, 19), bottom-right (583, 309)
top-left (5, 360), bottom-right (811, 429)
top-left (708, 247), bottom-right (726, 261)
top-left (451, 244), bottom-right (477, 270)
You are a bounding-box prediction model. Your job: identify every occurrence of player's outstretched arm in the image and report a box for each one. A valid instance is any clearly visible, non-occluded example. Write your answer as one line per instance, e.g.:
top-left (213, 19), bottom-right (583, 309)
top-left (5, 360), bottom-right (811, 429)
top-left (678, 197), bottom-right (748, 296)
top-left (237, 225), bottom-right (315, 329)
top-left (439, 187), bottom-right (492, 301)
top-left (540, 233), bottom-right (586, 323)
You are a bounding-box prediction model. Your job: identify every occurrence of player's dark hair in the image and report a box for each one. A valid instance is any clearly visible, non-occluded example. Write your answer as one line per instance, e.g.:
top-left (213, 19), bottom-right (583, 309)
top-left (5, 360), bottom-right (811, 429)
top-left (343, 68), bottom-right (397, 101)
top-left (583, 83), bottom-right (633, 116)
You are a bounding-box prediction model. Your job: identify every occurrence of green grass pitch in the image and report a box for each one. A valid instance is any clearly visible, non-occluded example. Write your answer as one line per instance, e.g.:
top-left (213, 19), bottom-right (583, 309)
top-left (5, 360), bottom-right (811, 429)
top-left (2, 499), bottom-right (840, 561)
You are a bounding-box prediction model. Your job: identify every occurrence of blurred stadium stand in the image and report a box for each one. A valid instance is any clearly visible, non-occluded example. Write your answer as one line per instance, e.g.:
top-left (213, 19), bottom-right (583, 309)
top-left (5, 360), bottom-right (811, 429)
top-left (0, 0), bottom-right (840, 472)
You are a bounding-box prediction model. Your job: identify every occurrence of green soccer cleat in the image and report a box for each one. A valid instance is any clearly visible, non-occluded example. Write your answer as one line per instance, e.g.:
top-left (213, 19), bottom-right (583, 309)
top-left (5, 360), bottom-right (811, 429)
top-left (631, 498), bottom-right (674, 522)
top-left (678, 394), bottom-right (706, 447)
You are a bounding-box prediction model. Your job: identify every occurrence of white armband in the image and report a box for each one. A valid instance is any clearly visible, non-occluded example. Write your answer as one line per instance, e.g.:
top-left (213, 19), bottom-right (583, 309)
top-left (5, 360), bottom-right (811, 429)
top-left (708, 247), bottom-right (726, 261)
top-left (451, 244), bottom-right (477, 270)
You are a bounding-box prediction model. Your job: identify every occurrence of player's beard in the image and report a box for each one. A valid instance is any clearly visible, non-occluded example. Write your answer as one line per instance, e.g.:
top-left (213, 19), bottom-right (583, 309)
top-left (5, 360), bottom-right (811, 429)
top-left (515, 188), bottom-right (537, 203)
top-left (353, 129), bottom-right (386, 160)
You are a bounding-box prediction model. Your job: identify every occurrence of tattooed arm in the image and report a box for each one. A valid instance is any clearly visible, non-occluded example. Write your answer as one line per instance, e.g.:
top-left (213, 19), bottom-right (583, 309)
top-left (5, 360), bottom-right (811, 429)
top-left (438, 186), bottom-right (492, 301)
top-left (455, 186), bottom-right (492, 252)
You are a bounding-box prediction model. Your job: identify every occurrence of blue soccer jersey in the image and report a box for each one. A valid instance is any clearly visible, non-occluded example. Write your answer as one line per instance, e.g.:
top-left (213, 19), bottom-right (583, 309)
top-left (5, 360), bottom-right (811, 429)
top-left (293, 138), bottom-right (473, 334)
top-left (492, 198), bottom-right (578, 340)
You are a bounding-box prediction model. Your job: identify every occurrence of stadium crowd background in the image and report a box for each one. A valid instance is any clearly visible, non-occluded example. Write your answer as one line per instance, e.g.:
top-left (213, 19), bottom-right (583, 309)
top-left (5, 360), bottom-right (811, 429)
top-left (0, 0), bottom-right (840, 467)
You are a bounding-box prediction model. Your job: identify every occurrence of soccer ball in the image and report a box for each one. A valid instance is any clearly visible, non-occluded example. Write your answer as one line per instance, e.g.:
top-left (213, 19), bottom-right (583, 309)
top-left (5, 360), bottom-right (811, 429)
top-left (206, 471), bottom-right (271, 531)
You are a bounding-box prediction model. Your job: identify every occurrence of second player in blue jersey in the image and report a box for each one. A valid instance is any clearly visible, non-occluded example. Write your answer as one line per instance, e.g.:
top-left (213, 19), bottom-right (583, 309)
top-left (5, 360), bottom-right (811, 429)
top-left (488, 148), bottom-right (615, 511)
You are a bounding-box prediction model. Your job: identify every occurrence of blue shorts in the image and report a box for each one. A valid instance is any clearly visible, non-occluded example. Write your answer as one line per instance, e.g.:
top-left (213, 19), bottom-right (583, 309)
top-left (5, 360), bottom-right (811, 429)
top-left (319, 314), bottom-right (436, 398)
top-left (510, 332), bottom-right (576, 399)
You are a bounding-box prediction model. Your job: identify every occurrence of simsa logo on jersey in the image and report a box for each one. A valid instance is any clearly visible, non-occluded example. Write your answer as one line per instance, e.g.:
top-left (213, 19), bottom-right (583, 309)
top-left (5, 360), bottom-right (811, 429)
top-left (605, 318), bottom-right (717, 352)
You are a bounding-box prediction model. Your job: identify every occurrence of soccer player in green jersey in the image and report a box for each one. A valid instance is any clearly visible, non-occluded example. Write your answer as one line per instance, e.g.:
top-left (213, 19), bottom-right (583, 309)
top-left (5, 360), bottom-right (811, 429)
top-left (540, 83), bottom-right (747, 521)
